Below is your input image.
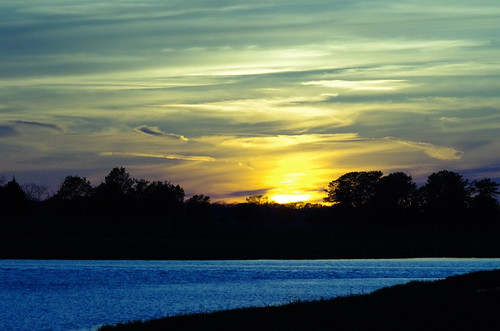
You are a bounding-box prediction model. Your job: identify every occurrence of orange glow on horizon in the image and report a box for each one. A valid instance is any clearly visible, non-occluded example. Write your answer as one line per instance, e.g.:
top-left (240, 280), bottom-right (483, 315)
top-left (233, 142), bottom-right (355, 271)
top-left (271, 194), bottom-right (312, 204)
top-left (259, 153), bottom-right (329, 205)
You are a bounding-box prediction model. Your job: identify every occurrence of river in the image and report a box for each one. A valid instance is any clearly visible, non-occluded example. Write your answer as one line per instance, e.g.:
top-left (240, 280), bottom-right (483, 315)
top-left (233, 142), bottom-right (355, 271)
top-left (1, 258), bottom-right (500, 331)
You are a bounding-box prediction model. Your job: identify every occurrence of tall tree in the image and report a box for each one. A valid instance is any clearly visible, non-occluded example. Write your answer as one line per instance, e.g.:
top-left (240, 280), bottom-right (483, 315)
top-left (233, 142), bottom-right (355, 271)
top-left (0, 177), bottom-right (28, 217)
top-left (186, 194), bottom-right (211, 220)
top-left (3, 178), bottom-right (26, 202)
top-left (132, 178), bottom-right (150, 201)
top-left (374, 172), bottom-right (417, 209)
top-left (56, 175), bottom-right (93, 200)
top-left (420, 170), bottom-right (469, 215)
top-left (92, 167), bottom-right (137, 217)
top-left (324, 171), bottom-right (383, 207)
top-left (142, 180), bottom-right (185, 211)
top-left (103, 167), bottom-right (134, 196)
top-left (470, 178), bottom-right (499, 217)
top-left (471, 178), bottom-right (500, 201)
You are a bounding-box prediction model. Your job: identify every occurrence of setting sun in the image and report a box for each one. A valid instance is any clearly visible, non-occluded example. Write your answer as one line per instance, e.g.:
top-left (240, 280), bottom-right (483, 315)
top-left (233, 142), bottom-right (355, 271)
top-left (271, 194), bottom-right (312, 204)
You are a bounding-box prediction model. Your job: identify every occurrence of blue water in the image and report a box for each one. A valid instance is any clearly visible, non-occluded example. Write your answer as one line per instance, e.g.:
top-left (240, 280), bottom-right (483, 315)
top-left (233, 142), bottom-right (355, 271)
top-left (1, 259), bottom-right (500, 331)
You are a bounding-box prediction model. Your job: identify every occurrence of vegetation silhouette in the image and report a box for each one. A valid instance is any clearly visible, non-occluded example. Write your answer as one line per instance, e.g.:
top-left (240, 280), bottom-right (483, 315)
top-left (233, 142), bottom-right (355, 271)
top-left (419, 170), bottom-right (470, 223)
top-left (56, 175), bottom-right (93, 200)
top-left (99, 269), bottom-right (500, 331)
top-left (0, 167), bottom-right (499, 259)
top-left (324, 171), bottom-right (383, 208)
top-left (0, 177), bottom-right (28, 219)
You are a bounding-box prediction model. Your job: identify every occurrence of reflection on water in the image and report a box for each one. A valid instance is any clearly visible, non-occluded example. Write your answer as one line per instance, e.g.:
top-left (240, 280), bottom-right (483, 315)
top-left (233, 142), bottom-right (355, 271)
top-left (1, 258), bottom-right (500, 331)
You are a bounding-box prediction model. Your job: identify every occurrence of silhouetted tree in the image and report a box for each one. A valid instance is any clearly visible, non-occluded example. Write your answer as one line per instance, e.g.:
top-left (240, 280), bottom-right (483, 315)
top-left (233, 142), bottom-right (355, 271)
top-left (420, 170), bottom-right (469, 219)
top-left (22, 183), bottom-right (48, 201)
top-left (284, 201), bottom-right (307, 209)
top-left (246, 194), bottom-right (270, 205)
top-left (55, 175), bottom-right (93, 200)
top-left (141, 180), bottom-right (185, 217)
top-left (3, 178), bottom-right (27, 201)
top-left (187, 194), bottom-right (211, 205)
top-left (471, 178), bottom-right (499, 202)
top-left (374, 172), bottom-right (417, 210)
top-left (324, 171), bottom-right (383, 207)
top-left (94, 167), bottom-right (135, 204)
top-left (103, 167), bottom-right (134, 195)
top-left (470, 178), bottom-right (500, 220)
top-left (132, 178), bottom-right (150, 201)
top-left (0, 177), bottom-right (28, 217)
top-left (91, 167), bottom-right (138, 222)
top-left (186, 194), bottom-right (211, 220)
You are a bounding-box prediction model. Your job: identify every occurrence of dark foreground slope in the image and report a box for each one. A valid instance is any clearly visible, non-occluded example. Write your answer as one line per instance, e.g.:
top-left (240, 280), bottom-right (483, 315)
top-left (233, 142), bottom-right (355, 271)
top-left (100, 269), bottom-right (500, 331)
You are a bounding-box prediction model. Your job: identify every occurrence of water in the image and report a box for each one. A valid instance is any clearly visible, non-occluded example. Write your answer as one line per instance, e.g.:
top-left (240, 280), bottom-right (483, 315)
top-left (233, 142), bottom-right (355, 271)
top-left (1, 259), bottom-right (500, 331)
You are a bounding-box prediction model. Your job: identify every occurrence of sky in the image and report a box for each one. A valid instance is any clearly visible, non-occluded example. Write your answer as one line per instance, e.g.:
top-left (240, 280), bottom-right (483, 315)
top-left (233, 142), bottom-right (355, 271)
top-left (1, 0), bottom-right (499, 203)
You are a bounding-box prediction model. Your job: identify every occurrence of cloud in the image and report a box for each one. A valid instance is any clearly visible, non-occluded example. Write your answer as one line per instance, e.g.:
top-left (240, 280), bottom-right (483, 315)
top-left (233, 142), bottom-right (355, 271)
top-left (135, 125), bottom-right (189, 141)
top-left (0, 125), bottom-right (19, 137)
top-left (99, 151), bottom-right (214, 162)
top-left (238, 162), bottom-right (255, 171)
top-left (1, 1), bottom-right (499, 203)
top-left (198, 133), bottom-right (362, 151)
top-left (226, 189), bottom-right (270, 199)
top-left (164, 95), bottom-right (355, 132)
top-left (388, 137), bottom-right (464, 160)
top-left (11, 120), bottom-right (63, 132)
top-left (303, 80), bottom-right (411, 92)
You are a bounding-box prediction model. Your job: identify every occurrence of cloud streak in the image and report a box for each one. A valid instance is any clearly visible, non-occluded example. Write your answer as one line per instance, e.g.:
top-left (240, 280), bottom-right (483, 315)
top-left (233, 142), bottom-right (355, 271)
top-left (303, 80), bottom-right (411, 92)
top-left (1, 0), bottom-right (499, 202)
top-left (135, 125), bottom-right (189, 141)
top-left (0, 125), bottom-right (19, 137)
top-left (99, 151), bottom-right (215, 162)
top-left (387, 138), bottom-right (464, 160)
top-left (11, 120), bottom-right (63, 132)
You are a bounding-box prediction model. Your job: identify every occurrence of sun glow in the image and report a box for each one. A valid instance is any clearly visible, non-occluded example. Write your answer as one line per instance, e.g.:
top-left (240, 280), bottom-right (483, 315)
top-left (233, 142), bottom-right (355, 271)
top-left (259, 153), bottom-right (328, 205)
top-left (271, 194), bottom-right (312, 204)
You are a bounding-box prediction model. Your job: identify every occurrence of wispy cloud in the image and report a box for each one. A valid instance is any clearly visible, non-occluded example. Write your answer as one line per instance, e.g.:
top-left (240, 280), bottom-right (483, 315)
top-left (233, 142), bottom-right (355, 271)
top-left (302, 80), bottom-right (411, 92)
top-left (99, 151), bottom-right (214, 162)
top-left (388, 137), bottom-right (464, 160)
top-left (202, 133), bottom-right (362, 150)
top-left (0, 125), bottom-right (19, 137)
top-left (226, 189), bottom-right (270, 199)
top-left (135, 125), bottom-right (189, 141)
top-left (1, 0), bottom-right (499, 201)
top-left (11, 120), bottom-right (63, 132)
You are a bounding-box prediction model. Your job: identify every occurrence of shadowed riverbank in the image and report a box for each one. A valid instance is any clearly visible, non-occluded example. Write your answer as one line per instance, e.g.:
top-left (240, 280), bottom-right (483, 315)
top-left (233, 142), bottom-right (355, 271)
top-left (3, 222), bottom-right (500, 259)
top-left (99, 269), bottom-right (500, 331)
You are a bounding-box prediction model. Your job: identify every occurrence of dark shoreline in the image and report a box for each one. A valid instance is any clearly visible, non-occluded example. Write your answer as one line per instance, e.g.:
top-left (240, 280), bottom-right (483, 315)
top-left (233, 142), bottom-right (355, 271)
top-left (99, 269), bottom-right (500, 331)
top-left (3, 223), bottom-right (500, 260)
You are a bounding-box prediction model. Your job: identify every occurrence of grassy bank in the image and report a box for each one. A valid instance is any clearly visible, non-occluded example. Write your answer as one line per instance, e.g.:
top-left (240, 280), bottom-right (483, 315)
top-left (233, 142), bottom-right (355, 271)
top-left (99, 269), bottom-right (500, 331)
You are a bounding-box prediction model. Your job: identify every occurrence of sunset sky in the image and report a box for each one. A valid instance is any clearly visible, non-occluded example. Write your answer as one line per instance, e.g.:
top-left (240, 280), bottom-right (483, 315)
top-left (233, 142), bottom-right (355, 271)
top-left (1, 1), bottom-right (499, 203)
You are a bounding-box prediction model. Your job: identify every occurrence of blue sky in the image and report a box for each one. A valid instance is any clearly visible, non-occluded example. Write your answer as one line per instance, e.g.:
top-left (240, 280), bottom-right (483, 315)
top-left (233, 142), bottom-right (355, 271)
top-left (1, 0), bottom-right (499, 202)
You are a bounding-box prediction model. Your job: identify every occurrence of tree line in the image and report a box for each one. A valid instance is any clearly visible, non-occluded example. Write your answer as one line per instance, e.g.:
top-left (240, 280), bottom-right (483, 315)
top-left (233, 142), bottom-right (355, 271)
top-left (0, 167), bottom-right (499, 231)
top-left (325, 171), bottom-right (498, 213)
top-left (243, 170), bottom-right (499, 226)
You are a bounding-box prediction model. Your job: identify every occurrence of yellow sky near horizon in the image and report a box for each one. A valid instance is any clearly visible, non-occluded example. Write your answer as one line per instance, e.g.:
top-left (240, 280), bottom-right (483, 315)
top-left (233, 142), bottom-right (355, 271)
top-left (1, 0), bottom-right (499, 203)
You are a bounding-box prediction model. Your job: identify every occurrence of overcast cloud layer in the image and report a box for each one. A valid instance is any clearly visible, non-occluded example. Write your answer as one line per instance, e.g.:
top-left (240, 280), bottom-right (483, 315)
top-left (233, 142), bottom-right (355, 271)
top-left (1, 0), bottom-right (499, 202)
